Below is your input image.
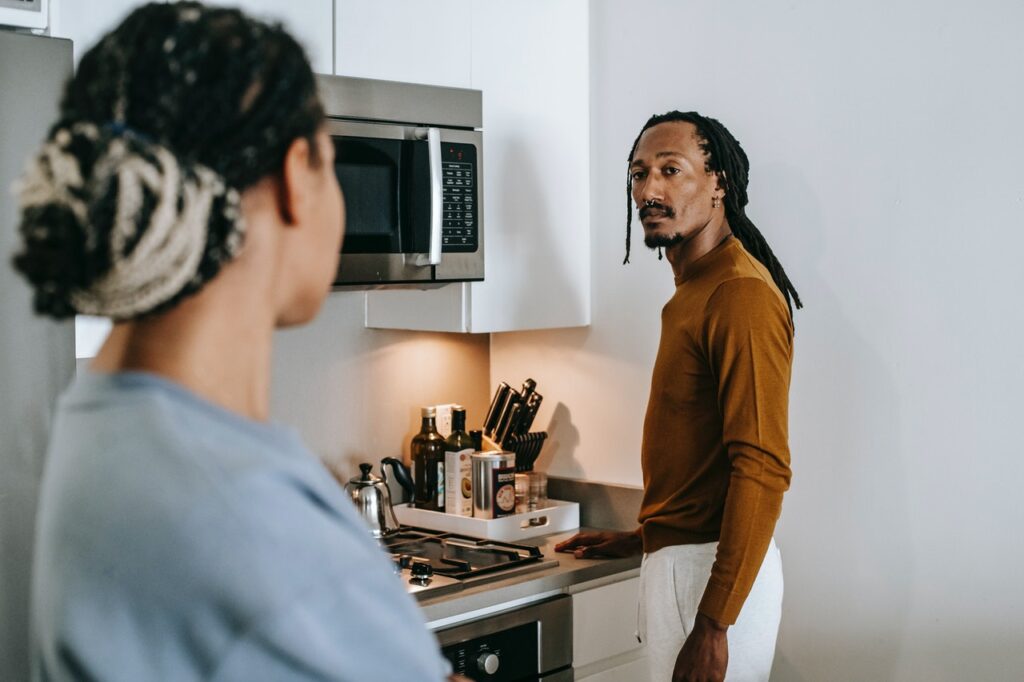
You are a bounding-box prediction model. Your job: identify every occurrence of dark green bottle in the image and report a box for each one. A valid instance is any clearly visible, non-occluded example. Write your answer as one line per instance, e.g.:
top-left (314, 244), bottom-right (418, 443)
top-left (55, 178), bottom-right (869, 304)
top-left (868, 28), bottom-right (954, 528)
top-left (411, 406), bottom-right (446, 510)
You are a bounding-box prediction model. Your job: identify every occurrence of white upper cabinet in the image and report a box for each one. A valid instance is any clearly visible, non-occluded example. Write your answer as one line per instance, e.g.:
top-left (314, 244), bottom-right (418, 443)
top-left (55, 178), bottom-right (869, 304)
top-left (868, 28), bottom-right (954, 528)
top-left (342, 0), bottom-right (591, 332)
top-left (232, 0), bottom-right (335, 75)
top-left (335, 0), bottom-right (473, 88)
top-left (50, 0), bottom-right (333, 73)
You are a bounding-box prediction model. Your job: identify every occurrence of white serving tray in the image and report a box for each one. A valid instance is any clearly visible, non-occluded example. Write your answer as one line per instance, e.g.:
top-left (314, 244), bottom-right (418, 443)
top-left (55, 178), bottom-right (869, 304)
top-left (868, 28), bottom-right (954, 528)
top-left (394, 499), bottom-right (580, 542)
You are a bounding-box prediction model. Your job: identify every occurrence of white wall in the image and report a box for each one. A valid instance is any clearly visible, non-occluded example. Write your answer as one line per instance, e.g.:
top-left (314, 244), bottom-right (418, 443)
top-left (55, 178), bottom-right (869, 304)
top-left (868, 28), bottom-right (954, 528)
top-left (492, 1), bottom-right (1024, 679)
top-left (270, 292), bottom-right (490, 479)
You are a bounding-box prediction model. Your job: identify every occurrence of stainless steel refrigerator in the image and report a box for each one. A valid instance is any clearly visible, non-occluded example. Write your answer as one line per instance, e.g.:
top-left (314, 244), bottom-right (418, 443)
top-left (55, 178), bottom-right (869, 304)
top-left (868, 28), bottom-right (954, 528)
top-left (0, 30), bottom-right (74, 680)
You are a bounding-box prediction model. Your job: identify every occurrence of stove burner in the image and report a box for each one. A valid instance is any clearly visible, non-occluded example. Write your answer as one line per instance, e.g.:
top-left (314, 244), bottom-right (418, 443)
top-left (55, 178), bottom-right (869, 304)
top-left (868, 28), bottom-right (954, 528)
top-left (382, 527), bottom-right (545, 581)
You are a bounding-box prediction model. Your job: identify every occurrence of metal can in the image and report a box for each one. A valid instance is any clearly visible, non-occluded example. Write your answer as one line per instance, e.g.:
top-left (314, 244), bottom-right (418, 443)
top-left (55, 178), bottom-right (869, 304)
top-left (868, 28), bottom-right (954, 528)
top-left (471, 451), bottom-right (517, 519)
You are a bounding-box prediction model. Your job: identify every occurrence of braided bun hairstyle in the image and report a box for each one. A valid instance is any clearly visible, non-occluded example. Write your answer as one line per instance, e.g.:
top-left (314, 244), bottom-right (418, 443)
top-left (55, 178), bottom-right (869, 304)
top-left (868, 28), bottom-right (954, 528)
top-left (11, 2), bottom-right (324, 320)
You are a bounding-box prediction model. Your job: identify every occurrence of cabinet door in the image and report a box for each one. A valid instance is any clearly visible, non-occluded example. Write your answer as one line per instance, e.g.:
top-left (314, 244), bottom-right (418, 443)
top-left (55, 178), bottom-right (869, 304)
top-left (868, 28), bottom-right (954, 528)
top-left (576, 655), bottom-right (651, 682)
top-left (573, 577), bottom-right (645, 669)
top-left (234, 0), bottom-right (334, 75)
top-left (50, 0), bottom-right (137, 61)
top-left (364, 0), bottom-right (590, 333)
top-left (334, 0), bottom-right (473, 87)
top-left (51, 0), bottom-right (333, 74)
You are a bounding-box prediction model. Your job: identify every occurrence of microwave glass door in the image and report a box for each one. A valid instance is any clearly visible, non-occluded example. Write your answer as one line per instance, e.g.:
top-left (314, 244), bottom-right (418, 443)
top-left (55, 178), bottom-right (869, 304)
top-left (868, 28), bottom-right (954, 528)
top-left (327, 119), bottom-right (433, 284)
top-left (333, 136), bottom-right (431, 255)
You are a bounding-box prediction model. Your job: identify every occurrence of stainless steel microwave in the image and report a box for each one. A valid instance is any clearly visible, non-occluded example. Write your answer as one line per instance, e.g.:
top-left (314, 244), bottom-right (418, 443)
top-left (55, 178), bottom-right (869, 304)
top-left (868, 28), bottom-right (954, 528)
top-left (315, 74), bottom-right (484, 286)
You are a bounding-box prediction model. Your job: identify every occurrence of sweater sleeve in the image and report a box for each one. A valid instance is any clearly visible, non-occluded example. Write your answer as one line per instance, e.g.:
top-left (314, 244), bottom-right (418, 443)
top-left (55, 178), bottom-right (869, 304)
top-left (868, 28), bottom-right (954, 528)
top-left (698, 277), bottom-right (793, 625)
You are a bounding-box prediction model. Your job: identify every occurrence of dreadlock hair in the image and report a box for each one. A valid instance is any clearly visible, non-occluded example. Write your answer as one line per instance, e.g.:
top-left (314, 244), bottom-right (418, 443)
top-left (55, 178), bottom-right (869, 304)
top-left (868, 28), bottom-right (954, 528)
top-left (624, 111), bottom-right (803, 317)
top-left (12, 1), bottom-right (324, 320)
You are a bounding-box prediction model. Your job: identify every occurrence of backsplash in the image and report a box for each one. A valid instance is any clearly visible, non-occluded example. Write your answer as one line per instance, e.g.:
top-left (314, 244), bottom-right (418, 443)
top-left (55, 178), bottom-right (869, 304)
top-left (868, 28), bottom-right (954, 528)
top-left (547, 477), bottom-right (642, 532)
top-left (270, 291), bottom-right (491, 482)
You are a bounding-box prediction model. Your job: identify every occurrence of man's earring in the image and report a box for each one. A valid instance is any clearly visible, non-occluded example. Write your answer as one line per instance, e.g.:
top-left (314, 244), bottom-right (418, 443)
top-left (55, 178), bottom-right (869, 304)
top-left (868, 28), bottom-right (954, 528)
top-left (712, 196), bottom-right (721, 209)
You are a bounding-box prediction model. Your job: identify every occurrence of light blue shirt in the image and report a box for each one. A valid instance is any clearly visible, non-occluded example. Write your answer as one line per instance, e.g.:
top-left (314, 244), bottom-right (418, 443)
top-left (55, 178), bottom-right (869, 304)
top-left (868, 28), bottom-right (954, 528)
top-left (31, 371), bottom-right (450, 681)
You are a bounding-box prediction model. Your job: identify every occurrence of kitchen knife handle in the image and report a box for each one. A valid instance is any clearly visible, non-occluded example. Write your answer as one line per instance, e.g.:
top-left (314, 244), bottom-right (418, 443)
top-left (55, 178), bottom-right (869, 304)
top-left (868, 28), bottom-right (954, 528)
top-left (499, 403), bottom-right (523, 445)
top-left (519, 392), bottom-right (543, 433)
top-left (493, 389), bottom-right (521, 443)
top-left (484, 382), bottom-right (512, 438)
top-left (520, 378), bottom-right (537, 401)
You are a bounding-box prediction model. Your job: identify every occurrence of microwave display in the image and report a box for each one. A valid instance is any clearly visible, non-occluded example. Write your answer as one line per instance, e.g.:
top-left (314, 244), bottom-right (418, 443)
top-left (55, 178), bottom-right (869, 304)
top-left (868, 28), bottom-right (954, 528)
top-left (441, 143), bottom-right (478, 253)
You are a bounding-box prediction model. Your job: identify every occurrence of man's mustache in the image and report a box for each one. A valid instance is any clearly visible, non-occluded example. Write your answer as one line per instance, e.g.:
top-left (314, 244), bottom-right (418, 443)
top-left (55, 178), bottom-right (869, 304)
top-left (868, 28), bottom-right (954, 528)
top-left (639, 202), bottom-right (674, 220)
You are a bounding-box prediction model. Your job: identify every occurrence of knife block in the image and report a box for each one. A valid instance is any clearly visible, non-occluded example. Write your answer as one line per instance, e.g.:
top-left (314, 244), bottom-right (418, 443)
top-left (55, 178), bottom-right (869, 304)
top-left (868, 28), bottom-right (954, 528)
top-left (505, 431), bottom-right (548, 472)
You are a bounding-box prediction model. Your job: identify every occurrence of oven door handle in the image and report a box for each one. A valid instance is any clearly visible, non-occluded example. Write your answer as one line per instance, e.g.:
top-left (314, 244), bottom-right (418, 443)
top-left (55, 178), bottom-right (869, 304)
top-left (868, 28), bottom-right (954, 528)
top-left (411, 127), bottom-right (443, 266)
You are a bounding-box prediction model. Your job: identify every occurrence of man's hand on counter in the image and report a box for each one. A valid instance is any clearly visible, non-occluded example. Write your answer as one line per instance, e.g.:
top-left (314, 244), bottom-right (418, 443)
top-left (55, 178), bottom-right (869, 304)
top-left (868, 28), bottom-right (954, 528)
top-left (554, 529), bottom-right (643, 559)
top-left (449, 675), bottom-right (473, 682)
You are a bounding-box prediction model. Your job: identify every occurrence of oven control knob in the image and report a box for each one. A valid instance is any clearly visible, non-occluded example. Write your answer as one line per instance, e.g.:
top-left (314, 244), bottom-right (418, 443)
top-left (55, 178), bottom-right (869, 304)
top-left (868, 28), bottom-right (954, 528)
top-left (477, 652), bottom-right (500, 675)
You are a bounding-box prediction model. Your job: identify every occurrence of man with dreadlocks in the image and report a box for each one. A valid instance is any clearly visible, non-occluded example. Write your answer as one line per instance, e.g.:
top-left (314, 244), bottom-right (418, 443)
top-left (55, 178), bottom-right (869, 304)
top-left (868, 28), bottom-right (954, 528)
top-left (557, 111), bottom-right (801, 682)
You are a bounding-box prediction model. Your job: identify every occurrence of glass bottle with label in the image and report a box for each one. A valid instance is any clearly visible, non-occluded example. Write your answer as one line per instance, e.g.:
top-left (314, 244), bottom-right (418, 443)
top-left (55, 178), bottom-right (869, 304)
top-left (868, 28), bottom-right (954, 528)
top-left (444, 406), bottom-right (475, 516)
top-left (411, 406), bottom-right (447, 510)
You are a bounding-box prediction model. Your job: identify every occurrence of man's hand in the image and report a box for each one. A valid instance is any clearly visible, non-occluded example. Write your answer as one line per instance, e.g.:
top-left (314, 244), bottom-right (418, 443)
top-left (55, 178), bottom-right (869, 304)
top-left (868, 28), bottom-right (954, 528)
top-left (554, 530), bottom-right (642, 559)
top-left (448, 675), bottom-right (473, 681)
top-left (672, 613), bottom-right (728, 682)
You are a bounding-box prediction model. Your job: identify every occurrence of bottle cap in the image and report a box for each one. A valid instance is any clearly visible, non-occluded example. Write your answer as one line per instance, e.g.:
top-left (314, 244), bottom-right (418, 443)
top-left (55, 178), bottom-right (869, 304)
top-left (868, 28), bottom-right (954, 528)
top-left (421, 406), bottom-right (436, 417)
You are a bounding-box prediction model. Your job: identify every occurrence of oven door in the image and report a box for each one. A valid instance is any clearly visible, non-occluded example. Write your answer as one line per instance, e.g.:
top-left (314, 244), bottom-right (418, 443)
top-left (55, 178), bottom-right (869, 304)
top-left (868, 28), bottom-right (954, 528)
top-left (436, 596), bottom-right (572, 681)
top-left (327, 119), bottom-right (483, 286)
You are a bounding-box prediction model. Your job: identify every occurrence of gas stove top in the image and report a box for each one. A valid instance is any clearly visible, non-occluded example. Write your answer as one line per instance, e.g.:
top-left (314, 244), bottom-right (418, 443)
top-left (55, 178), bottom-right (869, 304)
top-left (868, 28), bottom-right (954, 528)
top-left (381, 527), bottom-right (559, 599)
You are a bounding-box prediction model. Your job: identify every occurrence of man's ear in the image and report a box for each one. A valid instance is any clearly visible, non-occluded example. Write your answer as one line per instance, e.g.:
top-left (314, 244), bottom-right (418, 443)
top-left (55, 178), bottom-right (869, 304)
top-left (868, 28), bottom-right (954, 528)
top-left (277, 136), bottom-right (314, 227)
top-left (713, 170), bottom-right (727, 200)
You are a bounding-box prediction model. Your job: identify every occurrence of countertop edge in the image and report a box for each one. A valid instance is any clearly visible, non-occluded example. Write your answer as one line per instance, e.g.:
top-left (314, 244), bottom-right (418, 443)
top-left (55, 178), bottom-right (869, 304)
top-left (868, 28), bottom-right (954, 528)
top-left (419, 528), bottom-right (642, 626)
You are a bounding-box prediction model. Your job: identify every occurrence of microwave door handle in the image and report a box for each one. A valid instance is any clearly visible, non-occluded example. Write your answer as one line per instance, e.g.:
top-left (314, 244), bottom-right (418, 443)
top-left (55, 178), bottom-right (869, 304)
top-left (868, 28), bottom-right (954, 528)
top-left (427, 127), bottom-right (442, 265)
top-left (411, 127), bottom-right (443, 267)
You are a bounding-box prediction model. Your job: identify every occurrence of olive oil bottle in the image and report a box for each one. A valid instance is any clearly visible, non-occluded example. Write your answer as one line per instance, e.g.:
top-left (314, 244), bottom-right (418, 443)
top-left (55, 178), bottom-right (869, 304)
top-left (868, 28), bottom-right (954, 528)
top-left (411, 406), bottom-right (447, 510)
top-left (444, 406), bottom-right (474, 516)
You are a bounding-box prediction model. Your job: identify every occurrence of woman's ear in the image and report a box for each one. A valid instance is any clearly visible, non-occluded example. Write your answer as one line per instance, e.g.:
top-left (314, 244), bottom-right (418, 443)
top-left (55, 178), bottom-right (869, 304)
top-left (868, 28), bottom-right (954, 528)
top-left (277, 136), bottom-right (316, 227)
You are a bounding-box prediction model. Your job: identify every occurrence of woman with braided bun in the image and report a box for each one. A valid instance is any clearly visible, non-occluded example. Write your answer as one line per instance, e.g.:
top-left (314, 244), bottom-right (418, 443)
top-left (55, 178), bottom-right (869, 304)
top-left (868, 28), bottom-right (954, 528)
top-left (14, 4), bottom-right (454, 680)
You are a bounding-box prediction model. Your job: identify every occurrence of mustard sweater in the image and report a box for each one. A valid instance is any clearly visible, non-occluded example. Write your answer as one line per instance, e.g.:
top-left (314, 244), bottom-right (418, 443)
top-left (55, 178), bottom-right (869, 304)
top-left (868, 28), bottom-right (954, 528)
top-left (639, 236), bottom-right (793, 625)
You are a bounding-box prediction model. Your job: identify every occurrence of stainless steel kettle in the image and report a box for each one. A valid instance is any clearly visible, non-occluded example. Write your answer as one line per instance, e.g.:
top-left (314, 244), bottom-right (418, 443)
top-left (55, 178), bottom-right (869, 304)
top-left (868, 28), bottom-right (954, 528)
top-left (344, 459), bottom-right (413, 538)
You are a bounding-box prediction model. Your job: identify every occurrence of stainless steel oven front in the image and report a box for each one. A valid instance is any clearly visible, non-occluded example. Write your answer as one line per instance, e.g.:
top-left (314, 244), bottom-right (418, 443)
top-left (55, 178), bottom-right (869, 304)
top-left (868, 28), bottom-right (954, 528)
top-left (316, 74), bottom-right (484, 286)
top-left (436, 596), bottom-right (573, 681)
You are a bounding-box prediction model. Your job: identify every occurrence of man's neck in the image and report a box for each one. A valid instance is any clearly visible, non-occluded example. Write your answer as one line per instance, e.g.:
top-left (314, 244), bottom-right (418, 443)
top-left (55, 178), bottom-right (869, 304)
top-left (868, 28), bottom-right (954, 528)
top-left (666, 216), bottom-right (733, 280)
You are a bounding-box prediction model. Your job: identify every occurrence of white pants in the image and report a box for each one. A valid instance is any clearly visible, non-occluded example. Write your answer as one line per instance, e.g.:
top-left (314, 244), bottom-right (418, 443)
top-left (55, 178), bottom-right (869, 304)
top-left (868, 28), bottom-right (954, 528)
top-left (638, 538), bottom-right (783, 682)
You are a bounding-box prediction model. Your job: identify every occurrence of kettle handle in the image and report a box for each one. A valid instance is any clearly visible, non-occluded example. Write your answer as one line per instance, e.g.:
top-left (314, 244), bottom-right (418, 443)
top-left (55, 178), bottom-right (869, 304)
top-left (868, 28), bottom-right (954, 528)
top-left (381, 457), bottom-right (415, 504)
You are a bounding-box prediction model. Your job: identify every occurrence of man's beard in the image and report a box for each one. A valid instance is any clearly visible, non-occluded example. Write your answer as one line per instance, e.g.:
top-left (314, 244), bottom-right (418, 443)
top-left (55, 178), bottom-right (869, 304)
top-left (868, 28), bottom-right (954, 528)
top-left (644, 232), bottom-right (685, 249)
top-left (639, 202), bottom-right (683, 249)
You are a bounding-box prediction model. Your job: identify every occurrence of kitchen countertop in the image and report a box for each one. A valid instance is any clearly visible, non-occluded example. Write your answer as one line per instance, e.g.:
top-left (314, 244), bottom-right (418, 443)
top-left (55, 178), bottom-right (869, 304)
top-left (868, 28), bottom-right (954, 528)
top-left (418, 527), bottom-right (641, 626)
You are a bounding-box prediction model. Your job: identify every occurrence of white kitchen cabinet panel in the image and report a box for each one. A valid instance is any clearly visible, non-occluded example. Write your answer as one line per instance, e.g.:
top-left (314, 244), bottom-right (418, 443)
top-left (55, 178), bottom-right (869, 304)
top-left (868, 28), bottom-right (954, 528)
top-left (576, 655), bottom-right (650, 682)
top-left (233, 0), bottom-right (334, 75)
top-left (334, 0), bottom-right (472, 87)
top-left (364, 0), bottom-right (590, 332)
top-left (51, 1), bottom-right (333, 73)
top-left (572, 576), bottom-right (648, 676)
top-left (49, 0), bottom-right (136, 62)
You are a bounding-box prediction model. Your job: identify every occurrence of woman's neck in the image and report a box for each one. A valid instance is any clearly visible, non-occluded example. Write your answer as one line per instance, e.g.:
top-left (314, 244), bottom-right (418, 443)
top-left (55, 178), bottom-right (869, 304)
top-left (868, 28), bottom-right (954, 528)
top-left (91, 290), bottom-right (275, 422)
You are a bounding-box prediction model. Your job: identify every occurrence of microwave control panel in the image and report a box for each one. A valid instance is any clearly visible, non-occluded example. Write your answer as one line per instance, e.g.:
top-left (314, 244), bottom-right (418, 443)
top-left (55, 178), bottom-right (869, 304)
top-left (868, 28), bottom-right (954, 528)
top-left (441, 143), bottom-right (479, 253)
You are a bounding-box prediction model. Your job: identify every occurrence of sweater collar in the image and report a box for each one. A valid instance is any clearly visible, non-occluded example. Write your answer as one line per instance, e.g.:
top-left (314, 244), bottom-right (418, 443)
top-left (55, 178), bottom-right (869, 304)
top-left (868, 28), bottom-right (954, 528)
top-left (674, 235), bottom-right (738, 287)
